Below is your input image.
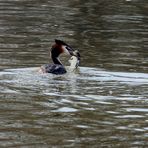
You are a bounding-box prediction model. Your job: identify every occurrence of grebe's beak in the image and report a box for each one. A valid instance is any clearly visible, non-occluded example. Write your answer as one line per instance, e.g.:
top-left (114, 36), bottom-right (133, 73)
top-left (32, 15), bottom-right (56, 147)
top-left (63, 46), bottom-right (74, 56)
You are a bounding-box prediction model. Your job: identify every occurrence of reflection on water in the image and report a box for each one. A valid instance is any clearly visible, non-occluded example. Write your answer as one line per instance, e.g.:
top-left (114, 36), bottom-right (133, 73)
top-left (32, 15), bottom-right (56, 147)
top-left (0, 0), bottom-right (148, 147)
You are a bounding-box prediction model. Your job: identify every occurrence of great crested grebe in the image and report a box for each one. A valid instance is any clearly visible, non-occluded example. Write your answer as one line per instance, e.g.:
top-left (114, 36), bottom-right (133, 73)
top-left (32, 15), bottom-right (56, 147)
top-left (40, 39), bottom-right (80, 74)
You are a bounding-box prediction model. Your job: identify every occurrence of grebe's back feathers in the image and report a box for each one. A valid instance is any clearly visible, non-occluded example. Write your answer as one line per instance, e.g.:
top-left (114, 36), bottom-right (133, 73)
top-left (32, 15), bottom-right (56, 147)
top-left (41, 64), bottom-right (66, 75)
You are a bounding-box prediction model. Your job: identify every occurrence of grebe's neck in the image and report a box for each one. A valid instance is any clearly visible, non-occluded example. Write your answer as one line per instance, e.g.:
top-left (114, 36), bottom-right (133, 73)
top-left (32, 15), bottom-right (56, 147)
top-left (52, 56), bottom-right (62, 65)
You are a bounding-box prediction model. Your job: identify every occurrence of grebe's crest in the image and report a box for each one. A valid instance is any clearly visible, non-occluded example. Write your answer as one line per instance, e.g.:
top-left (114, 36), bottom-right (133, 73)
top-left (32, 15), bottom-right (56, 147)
top-left (51, 39), bottom-right (74, 56)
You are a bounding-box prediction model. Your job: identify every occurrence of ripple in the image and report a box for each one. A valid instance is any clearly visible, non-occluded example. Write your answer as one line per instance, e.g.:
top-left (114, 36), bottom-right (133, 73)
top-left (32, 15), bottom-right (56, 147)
top-left (52, 107), bottom-right (78, 113)
top-left (125, 108), bottom-right (148, 112)
top-left (115, 115), bottom-right (145, 118)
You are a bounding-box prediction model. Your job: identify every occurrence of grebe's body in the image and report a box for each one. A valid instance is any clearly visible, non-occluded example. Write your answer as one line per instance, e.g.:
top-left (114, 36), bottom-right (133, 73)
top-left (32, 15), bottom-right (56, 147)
top-left (40, 64), bottom-right (66, 74)
top-left (40, 39), bottom-right (80, 74)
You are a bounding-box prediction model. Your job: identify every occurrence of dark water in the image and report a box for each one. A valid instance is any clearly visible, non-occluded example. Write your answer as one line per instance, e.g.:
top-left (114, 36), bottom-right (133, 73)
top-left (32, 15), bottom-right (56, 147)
top-left (0, 0), bottom-right (148, 147)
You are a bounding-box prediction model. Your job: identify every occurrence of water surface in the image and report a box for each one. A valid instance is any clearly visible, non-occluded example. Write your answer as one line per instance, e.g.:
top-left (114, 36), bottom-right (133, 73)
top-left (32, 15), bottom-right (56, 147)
top-left (0, 0), bottom-right (148, 147)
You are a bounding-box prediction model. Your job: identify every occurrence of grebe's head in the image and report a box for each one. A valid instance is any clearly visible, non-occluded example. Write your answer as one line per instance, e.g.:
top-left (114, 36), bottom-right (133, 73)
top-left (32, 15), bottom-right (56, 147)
top-left (51, 39), bottom-right (74, 58)
top-left (69, 50), bottom-right (80, 69)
